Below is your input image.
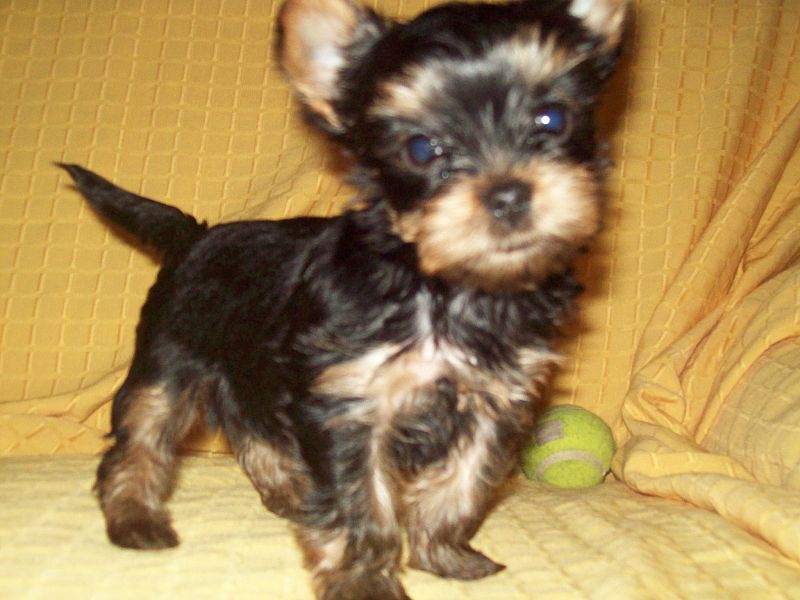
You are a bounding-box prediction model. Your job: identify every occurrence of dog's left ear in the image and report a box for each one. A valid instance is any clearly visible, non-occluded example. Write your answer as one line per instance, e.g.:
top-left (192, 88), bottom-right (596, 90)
top-left (277, 0), bottom-right (385, 135)
top-left (568, 0), bottom-right (628, 50)
top-left (566, 0), bottom-right (629, 82)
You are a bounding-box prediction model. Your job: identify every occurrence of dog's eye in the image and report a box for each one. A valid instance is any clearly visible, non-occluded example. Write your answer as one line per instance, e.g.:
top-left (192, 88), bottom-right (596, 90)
top-left (405, 135), bottom-right (444, 166)
top-left (533, 105), bottom-right (569, 135)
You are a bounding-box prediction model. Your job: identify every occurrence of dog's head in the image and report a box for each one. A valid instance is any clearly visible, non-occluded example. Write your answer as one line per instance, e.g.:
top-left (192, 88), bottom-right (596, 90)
top-left (277, 0), bottom-right (627, 291)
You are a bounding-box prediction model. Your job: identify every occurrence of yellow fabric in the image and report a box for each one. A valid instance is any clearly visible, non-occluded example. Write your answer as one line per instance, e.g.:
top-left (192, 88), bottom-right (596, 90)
top-left (2, 456), bottom-right (800, 599)
top-left (2, 0), bottom-right (800, 596)
top-left (601, 0), bottom-right (800, 569)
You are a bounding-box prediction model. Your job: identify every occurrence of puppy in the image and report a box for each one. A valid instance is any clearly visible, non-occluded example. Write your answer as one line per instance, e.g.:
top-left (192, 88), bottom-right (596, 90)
top-left (59, 0), bottom-right (626, 597)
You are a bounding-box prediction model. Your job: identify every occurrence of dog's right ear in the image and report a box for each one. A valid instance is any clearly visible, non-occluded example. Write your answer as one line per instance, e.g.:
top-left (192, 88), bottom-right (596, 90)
top-left (277, 0), bottom-right (385, 136)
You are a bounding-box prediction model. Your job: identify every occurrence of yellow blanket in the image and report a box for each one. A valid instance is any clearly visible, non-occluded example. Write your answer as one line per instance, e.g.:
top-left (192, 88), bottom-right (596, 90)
top-left (1, 0), bottom-right (799, 597)
top-left (3, 456), bottom-right (800, 599)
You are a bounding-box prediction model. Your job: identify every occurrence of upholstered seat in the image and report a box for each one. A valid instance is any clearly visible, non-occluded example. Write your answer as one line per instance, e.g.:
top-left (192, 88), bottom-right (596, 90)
top-left (1, 0), bottom-right (799, 597)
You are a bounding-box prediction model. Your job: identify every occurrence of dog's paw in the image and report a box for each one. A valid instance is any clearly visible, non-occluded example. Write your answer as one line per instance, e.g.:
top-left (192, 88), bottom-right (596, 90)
top-left (105, 501), bottom-right (179, 550)
top-left (409, 542), bottom-right (505, 580)
top-left (318, 570), bottom-right (410, 600)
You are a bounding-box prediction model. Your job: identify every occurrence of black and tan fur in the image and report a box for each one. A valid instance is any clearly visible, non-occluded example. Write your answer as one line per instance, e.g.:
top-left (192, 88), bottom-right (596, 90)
top-left (59, 0), bottom-right (627, 598)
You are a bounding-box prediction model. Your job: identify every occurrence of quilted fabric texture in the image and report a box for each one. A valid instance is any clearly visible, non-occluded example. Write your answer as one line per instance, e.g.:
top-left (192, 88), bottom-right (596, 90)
top-left (1, 0), bottom-right (800, 597)
top-left (3, 456), bottom-right (800, 600)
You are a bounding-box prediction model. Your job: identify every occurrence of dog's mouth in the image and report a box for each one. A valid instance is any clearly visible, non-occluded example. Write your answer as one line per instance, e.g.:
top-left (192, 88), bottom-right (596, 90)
top-left (415, 230), bottom-right (577, 292)
top-left (495, 233), bottom-right (539, 255)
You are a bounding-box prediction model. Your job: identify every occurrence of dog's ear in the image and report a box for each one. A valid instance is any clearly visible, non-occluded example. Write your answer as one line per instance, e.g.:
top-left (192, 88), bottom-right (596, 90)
top-left (277, 0), bottom-right (384, 135)
top-left (568, 0), bottom-right (628, 50)
top-left (566, 0), bottom-right (629, 83)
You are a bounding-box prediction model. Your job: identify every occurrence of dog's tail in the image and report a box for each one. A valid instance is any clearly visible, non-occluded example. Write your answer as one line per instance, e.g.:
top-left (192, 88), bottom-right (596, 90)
top-left (57, 163), bottom-right (207, 258)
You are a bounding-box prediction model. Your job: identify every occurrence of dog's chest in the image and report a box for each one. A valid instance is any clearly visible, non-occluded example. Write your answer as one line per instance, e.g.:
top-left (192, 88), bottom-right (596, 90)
top-left (313, 337), bottom-right (475, 409)
top-left (311, 294), bottom-right (557, 433)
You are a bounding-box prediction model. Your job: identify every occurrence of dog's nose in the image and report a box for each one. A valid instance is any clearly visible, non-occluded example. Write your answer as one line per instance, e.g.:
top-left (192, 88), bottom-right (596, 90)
top-left (481, 180), bottom-right (532, 226)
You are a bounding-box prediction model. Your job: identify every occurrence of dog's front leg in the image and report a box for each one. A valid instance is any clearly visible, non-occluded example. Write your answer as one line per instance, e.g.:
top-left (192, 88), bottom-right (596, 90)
top-left (294, 420), bottom-right (409, 600)
top-left (404, 413), bottom-right (509, 581)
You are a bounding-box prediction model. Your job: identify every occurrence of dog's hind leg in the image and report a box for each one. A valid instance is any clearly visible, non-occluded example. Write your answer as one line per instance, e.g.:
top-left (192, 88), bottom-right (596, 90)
top-left (95, 379), bottom-right (199, 549)
top-left (235, 433), bottom-right (311, 520)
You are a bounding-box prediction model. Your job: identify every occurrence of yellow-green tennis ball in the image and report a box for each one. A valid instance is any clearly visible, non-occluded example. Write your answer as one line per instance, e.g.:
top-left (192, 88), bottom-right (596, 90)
top-left (521, 405), bottom-right (615, 488)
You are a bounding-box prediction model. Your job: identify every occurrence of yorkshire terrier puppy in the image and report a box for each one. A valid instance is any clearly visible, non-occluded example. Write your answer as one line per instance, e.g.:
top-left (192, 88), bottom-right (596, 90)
top-left (60, 0), bottom-right (626, 597)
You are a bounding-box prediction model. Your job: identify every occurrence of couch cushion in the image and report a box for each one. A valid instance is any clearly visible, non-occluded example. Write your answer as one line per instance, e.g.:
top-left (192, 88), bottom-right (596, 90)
top-left (1, 456), bottom-right (799, 599)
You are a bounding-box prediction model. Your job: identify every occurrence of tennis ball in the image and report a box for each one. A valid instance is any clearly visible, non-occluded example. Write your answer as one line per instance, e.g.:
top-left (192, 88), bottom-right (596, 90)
top-left (521, 405), bottom-right (615, 488)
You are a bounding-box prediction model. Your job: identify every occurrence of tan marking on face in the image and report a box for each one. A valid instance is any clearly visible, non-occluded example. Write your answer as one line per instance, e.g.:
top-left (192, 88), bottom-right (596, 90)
top-left (393, 160), bottom-right (599, 290)
top-left (523, 160), bottom-right (601, 241)
top-left (371, 28), bottom-right (579, 122)
top-left (487, 28), bottom-right (582, 87)
top-left (394, 179), bottom-right (488, 283)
